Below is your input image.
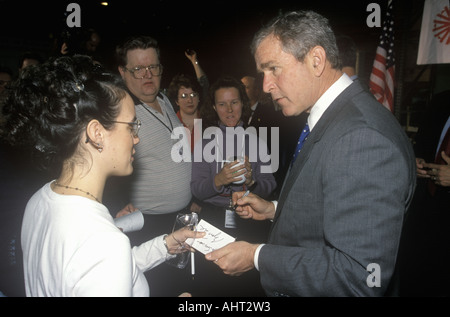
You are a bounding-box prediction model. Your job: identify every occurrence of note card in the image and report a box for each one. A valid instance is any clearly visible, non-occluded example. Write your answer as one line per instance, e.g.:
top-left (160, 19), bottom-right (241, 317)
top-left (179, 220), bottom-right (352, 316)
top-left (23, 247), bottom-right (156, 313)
top-left (186, 219), bottom-right (236, 254)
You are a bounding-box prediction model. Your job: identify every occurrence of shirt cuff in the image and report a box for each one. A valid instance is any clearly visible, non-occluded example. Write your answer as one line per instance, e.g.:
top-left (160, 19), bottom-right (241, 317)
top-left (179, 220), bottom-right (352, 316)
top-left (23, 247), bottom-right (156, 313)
top-left (254, 244), bottom-right (265, 271)
top-left (271, 200), bottom-right (278, 211)
top-left (161, 234), bottom-right (176, 259)
top-left (270, 200), bottom-right (278, 221)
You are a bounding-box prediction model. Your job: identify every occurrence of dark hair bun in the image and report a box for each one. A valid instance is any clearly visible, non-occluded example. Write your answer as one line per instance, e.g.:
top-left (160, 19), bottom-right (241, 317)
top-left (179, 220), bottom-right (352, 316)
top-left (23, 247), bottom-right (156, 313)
top-left (2, 55), bottom-right (125, 174)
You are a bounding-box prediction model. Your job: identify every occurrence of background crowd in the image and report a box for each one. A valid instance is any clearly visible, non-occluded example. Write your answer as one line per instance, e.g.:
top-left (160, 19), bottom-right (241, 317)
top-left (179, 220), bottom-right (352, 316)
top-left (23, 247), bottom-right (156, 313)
top-left (0, 3), bottom-right (449, 298)
top-left (0, 30), bottom-right (304, 297)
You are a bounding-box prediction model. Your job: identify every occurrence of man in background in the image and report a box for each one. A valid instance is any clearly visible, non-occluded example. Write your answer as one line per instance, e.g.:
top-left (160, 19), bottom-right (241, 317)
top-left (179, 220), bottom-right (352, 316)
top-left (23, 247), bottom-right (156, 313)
top-left (111, 35), bottom-right (192, 296)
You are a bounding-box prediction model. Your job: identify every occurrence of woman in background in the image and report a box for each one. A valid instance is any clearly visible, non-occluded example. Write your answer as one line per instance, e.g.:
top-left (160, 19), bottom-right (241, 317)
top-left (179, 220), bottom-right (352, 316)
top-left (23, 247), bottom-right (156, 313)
top-left (191, 76), bottom-right (276, 233)
top-left (168, 73), bottom-right (203, 154)
top-left (189, 76), bottom-right (276, 297)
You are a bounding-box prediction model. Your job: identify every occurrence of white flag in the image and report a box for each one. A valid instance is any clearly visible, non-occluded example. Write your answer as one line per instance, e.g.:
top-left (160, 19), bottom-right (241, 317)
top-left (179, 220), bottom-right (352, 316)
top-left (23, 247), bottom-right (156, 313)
top-left (417, 0), bottom-right (450, 65)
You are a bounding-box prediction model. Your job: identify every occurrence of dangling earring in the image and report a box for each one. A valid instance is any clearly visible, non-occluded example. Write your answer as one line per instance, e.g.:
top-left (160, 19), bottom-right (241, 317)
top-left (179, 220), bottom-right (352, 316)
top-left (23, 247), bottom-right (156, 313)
top-left (94, 142), bottom-right (104, 153)
top-left (85, 134), bottom-right (104, 153)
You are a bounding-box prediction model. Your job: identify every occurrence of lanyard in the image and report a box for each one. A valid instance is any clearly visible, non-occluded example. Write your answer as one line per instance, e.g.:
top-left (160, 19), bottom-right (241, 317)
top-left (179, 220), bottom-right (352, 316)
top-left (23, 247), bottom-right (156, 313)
top-left (139, 103), bottom-right (174, 133)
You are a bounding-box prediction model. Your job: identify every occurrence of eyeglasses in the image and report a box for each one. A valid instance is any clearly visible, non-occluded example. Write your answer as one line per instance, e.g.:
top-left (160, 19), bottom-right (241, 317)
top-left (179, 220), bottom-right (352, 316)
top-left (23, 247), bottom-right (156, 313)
top-left (110, 119), bottom-right (141, 137)
top-left (180, 92), bottom-right (199, 99)
top-left (123, 64), bottom-right (163, 79)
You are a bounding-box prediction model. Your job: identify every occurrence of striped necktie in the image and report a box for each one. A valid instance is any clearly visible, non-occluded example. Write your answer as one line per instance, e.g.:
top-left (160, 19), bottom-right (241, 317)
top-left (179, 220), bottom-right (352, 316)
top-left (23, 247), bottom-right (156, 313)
top-left (291, 122), bottom-right (310, 166)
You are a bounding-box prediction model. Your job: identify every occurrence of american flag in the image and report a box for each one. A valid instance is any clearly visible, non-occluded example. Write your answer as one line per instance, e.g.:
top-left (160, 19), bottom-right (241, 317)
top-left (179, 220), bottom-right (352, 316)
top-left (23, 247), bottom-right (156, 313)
top-left (369, 0), bottom-right (395, 112)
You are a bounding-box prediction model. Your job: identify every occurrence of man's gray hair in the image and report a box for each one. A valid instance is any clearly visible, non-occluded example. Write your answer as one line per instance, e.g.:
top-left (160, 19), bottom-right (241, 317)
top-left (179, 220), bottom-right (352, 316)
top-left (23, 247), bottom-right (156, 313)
top-left (251, 10), bottom-right (341, 69)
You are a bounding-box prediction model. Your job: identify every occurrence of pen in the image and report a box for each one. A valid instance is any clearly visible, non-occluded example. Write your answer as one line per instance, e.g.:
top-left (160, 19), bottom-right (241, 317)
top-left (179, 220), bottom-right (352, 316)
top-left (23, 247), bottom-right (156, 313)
top-left (191, 251), bottom-right (195, 279)
top-left (191, 214), bottom-right (197, 280)
top-left (233, 190), bottom-right (250, 209)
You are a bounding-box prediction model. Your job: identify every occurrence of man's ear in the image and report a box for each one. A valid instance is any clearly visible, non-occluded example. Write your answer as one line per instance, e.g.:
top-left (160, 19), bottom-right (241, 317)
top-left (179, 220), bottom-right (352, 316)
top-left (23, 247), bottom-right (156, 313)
top-left (309, 46), bottom-right (326, 76)
top-left (118, 66), bottom-right (126, 79)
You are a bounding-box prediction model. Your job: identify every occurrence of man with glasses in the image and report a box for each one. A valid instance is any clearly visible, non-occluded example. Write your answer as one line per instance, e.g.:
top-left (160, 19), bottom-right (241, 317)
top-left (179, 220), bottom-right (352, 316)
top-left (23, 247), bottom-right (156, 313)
top-left (112, 36), bottom-right (192, 296)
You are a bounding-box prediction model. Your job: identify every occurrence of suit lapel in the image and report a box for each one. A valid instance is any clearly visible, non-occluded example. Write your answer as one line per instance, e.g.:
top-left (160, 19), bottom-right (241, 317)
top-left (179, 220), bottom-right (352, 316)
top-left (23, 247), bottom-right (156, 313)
top-left (250, 102), bottom-right (260, 126)
top-left (272, 81), bottom-right (363, 224)
top-left (272, 124), bottom-right (318, 223)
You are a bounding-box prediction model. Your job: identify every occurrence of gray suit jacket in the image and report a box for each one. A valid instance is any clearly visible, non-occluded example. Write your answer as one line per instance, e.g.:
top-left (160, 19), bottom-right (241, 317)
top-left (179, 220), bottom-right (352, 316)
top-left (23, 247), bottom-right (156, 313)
top-left (259, 80), bottom-right (416, 296)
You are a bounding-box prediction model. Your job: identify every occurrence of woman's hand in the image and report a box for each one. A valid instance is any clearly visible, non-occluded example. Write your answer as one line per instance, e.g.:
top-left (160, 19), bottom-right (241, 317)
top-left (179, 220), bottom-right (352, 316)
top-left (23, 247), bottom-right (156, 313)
top-left (185, 49), bottom-right (198, 64)
top-left (424, 152), bottom-right (450, 187)
top-left (416, 157), bottom-right (430, 179)
top-left (243, 156), bottom-right (254, 186)
top-left (165, 227), bottom-right (205, 254)
top-left (190, 201), bottom-right (202, 213)
top-left (214, 160), bottom-right (247, 189)
top-left (115, 203), bottom-right (138, 218)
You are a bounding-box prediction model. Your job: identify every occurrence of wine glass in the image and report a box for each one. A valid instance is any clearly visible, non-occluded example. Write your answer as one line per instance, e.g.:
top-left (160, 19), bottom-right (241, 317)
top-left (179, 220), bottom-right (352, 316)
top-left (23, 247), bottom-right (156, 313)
top-left (165, 212), bottom-right (198, 269)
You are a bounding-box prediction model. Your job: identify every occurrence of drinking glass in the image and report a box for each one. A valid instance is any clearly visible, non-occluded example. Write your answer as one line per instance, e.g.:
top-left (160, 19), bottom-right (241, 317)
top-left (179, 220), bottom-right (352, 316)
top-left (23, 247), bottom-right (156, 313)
top-left (165, 212), bottom-right (198, 269)
top-left (222, 156), bottom-right (246, 184)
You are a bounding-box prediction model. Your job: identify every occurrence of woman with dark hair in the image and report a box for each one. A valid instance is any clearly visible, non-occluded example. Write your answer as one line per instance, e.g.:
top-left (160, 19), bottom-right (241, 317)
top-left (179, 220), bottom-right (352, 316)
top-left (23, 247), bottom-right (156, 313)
top-left (200, 76), bottom-right (252, 130)
top-left (192, 76), bottom-right (276, 215)
top-left (168, 74), bottom-right (204, 214)
top-left (168, 73), bottom-right (202, 154)
top-left (192, 76), bottom-right (276, 238)
top-left (2, 55), bottom-right (203, 297)
top-left (189, 75), bottom-right (276, 296)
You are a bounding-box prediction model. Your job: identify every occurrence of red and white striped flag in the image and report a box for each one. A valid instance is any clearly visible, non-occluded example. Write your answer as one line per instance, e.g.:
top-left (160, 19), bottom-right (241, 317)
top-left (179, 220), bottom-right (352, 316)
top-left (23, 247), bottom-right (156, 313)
top-left (369, 0), bottom-right (395, 112)
top-left (417, 0), bottom-right (450, 65)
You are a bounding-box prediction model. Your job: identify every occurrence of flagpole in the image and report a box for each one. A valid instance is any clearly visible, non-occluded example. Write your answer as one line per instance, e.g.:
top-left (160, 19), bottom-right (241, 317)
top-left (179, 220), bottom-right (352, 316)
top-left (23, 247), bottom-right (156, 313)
top-left (369, 0), bottom-right (396, 113)
top-left (394, 0), bottom-right (411, 121)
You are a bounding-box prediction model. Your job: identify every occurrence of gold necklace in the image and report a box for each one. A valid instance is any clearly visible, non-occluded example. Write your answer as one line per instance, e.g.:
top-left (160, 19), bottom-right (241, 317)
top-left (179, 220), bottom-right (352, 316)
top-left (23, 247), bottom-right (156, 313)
top-left (53, 181), bottom-right (101, 203)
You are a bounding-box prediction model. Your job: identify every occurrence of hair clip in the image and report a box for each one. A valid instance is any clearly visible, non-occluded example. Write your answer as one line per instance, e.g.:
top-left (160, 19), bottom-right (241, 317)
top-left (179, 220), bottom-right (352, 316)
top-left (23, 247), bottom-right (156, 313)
top-left (35, 144), bottom-right (45, 153)
top-left (72, 81), bottom-right (84, 93)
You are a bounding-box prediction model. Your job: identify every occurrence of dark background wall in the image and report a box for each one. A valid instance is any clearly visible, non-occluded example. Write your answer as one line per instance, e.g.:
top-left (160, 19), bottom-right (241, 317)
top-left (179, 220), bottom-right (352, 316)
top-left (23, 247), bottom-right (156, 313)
top-left (1, 0), bottom-right (449, 133)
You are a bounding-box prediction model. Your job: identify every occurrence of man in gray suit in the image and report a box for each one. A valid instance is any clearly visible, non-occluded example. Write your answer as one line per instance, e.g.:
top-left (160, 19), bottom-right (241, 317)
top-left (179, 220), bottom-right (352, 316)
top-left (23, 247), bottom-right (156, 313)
top-left (205, 10), bottom-right (416, 296)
